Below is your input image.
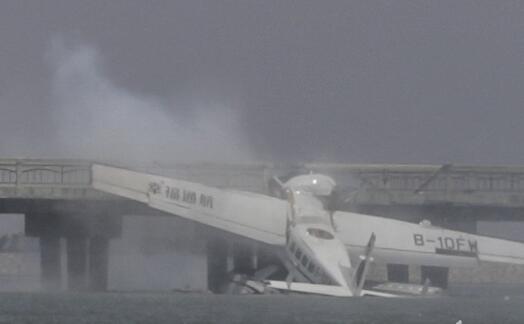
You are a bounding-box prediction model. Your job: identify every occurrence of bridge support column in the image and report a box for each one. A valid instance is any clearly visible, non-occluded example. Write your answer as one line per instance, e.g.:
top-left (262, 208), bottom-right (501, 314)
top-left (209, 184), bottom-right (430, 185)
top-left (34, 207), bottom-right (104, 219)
top-left (421, 266), bottom-right (449, 288)
top-left (387, 264), bottom-right (409, 283)
top-left (26, 212), bottom-right (64, 291)
top-left (207, 238), bottom-right (229, 293)
top-left (88, 236), bottom-right (109, 291)
top-left (40, 235), bottom-right (62, 291)
top-left (233, 243), bottom-right (256, 276)
top-left (66, 237), bottom-right (88, 291)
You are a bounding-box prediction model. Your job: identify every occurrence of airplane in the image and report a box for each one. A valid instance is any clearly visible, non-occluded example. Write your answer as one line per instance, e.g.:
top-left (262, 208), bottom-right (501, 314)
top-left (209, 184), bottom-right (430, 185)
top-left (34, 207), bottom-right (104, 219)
top-left (91, 164), bottom-right (524, 297)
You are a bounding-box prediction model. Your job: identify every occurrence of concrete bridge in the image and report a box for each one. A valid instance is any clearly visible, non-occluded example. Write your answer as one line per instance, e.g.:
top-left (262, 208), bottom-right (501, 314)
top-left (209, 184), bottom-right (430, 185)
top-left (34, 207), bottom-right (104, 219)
top-left (2, 159), bottom-right (524, 291)
top-left (0, 159), bottom-right (136, 291)
top-left (4, 159), bottom-right (524, 206)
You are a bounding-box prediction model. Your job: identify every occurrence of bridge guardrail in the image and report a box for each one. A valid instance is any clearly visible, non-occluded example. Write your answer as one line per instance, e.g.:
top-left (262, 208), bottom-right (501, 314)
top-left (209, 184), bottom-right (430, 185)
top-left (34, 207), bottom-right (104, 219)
top-left (354, 171), bottom-right (524, 193)
top-left (0, 160), bottom-right (91, 187)
top-left (3, 160), bottom-right (524, 206)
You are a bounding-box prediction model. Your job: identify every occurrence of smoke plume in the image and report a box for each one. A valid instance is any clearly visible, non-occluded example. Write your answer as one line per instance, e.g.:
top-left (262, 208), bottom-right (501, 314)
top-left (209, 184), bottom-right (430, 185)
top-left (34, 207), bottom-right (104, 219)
top-left (46, 37), bottom-right (253, 164)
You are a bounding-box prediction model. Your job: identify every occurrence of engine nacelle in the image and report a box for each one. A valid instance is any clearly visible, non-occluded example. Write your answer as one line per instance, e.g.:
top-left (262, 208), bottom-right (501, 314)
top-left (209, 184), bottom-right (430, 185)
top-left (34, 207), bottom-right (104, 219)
top-left (283, 174), bottom-right (336, 197)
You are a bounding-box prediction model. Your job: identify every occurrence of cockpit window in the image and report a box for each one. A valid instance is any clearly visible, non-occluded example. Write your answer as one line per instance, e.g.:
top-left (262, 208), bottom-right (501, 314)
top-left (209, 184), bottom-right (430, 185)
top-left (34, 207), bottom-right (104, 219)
top-left (307, 262), bottom-right (316, 273)
top-left (307, 228), bottom-right (334, 240)
top-left (301, 255), bottom-right (309, 267)
top-left (288, 240), bottom-right (296, 252)
top-left (295, 248), bottom-right (303, 260)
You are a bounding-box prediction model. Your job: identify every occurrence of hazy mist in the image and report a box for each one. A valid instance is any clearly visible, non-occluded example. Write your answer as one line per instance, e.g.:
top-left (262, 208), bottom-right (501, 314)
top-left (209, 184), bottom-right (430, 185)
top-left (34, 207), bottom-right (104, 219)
top-left (0, 0), bottom-right (524, 297)
top-left (46, 38), bottom-right (253, 164)
top-left (0, 1), bottom-right (522, 164)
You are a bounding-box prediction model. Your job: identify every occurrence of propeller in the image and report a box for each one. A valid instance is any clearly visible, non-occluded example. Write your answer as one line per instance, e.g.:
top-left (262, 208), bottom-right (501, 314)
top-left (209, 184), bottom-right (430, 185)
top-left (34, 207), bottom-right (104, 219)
top-left (354, 232), bottom-right (376, 296)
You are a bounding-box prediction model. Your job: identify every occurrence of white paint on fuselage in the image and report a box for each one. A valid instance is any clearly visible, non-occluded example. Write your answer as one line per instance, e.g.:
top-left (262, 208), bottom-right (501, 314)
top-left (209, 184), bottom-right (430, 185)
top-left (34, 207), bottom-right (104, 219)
top-left (285, 179), bottom-right (355, 295)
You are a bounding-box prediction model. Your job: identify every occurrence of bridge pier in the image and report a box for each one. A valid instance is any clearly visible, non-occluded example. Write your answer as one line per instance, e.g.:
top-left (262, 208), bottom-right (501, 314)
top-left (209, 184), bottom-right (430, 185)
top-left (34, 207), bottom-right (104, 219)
top-left (66, 237), bottom-right (88, 291)
top-left (25, 212), bottom-right (63, 291)
top-left (88, 236), bottom-right (109, 291)
top-left (25, 208), bottom-right (120, 292)
top-left (421, 266), bottom-right (449, 288)
top-left (64, 236), bottom-right (111, 291)
top-left (207, 238), bottom-right (229, 293)
top-left (40, 235), bottom-right (63, 291)
top-left (387, 264), bottom-right (409, 283)
top-left (232, 243), bottom-right (257, 276)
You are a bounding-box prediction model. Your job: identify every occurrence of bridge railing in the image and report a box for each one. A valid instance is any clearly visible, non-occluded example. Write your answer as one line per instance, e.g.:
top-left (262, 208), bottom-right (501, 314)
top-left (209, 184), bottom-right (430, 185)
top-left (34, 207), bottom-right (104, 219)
top-left (0, 160), bottom-right (92, 187)
top-left (5, 160), bottom-right (524, 193)
top-left (306, 163), bottom-right (524, 194)
top-left (3, 160), bottom-right (524, 205)
top-left (356, 171), bottom-right (524, 193)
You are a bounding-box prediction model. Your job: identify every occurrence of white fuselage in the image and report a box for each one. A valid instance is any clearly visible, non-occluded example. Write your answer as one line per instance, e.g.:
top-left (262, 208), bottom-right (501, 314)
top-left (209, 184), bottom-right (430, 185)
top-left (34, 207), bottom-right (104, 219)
top-left (284, 179), bottom-right (356, 295)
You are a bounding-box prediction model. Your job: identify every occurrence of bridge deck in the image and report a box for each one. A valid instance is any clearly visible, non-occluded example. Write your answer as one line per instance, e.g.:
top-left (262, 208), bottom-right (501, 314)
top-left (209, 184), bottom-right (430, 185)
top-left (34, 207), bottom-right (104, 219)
top-left (0, 160), bottom-right (104, 200)
top-left (2, 159), bottom-right (524, 208)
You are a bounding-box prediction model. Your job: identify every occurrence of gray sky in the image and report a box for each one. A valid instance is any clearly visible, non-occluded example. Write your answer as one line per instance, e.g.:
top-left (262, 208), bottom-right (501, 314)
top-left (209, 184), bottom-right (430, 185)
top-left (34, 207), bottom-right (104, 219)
top-left (0, 0), bottom-right (523, 164)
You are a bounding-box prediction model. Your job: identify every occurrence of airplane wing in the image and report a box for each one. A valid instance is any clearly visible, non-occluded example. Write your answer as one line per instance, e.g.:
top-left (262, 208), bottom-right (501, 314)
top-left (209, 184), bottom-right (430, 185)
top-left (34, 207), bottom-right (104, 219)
top-left (334, 211), bottom-right (524, 267)
top-left (92, 164), bottom-right (287, 245)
